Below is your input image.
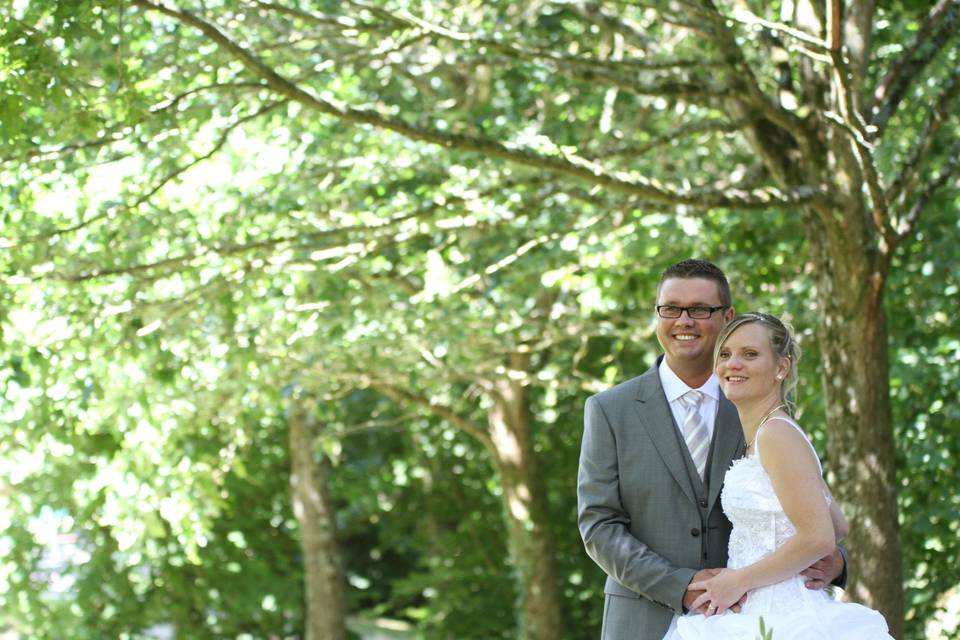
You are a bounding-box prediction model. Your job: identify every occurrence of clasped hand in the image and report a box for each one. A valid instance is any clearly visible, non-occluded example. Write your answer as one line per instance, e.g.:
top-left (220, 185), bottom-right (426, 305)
top-left (688, 568), bottom-right (748, 616)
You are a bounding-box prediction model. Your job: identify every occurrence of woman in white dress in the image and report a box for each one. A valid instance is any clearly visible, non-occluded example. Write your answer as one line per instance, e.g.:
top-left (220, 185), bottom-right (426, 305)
top-left (663, 312), bottom-right (892, 640)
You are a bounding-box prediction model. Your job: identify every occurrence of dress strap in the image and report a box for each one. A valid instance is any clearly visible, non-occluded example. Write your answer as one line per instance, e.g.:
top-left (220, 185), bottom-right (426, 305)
top-left (754, 416), bottom-right (823, 473)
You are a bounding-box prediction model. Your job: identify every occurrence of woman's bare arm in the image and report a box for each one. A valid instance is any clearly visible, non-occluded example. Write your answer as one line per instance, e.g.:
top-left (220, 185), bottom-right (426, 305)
top-left (690, 419), bottom-right (835, 612)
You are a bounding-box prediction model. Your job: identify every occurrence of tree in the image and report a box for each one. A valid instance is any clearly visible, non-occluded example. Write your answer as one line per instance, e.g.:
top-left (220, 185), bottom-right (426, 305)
top-left (0, 283), bottom-right (312, 637)
top-left (288, 395), bottom-right (347, 640)
top-left (3, 0), bottom-right (959, 637)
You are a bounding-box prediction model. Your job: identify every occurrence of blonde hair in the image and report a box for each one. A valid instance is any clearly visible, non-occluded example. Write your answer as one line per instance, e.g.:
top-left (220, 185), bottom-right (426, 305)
top-left (714, 312), bottom-right (802, 415)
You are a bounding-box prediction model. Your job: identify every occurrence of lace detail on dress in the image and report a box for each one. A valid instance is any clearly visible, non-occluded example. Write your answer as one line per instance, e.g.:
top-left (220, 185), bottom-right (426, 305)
top-left (722, 419), bottom-right (834, 616)
top-left (722, 452), bottom-right (824, 615)
top-left (662, 419), bottom-right (894, 639)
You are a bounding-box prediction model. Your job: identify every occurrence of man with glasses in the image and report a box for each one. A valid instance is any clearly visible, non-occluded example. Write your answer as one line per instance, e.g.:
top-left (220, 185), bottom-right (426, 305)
top-left (577, 259), bottom-right (845, 640)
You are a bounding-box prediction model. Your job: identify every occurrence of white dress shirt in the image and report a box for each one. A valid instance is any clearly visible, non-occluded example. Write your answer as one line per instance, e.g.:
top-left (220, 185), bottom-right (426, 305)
top-left (658, 358), bottom-right (721, 442)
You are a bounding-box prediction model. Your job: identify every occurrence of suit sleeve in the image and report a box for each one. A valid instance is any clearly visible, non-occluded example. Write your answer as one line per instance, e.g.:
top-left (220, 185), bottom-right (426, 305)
top-left (832, 544), bottom-right (849, 589)
top-left (577, 395), bottom-right (695, 614)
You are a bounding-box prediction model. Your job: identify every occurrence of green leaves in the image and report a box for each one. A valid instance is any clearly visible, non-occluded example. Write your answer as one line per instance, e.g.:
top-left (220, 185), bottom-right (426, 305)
top-left (1, 0), bottom-right (958, 637)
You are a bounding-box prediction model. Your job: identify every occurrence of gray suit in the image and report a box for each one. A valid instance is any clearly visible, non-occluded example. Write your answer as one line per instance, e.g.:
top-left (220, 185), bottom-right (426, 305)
top-left (577, 358), bottom-right (744, 639)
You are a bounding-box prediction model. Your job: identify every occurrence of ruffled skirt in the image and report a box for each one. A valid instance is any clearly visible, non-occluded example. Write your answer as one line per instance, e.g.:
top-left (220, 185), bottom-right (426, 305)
top-left (662, 592), bottom-right (892, 639)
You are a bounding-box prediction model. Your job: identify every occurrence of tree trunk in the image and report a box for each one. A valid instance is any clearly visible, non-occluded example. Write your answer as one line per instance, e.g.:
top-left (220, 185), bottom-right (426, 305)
top-left (804, 212), bottom-right (904, 638)
top-left (487, 354), bottom-right (563, 640)
top-left (721, 16), bottom-right (906, 620)
top-left (288, 398), bottom-right (348, 640)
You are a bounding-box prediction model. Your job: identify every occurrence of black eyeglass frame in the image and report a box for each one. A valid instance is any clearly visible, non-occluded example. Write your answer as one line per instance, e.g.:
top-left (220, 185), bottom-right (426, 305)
top-left (655, 305), bottom-right (729, 319)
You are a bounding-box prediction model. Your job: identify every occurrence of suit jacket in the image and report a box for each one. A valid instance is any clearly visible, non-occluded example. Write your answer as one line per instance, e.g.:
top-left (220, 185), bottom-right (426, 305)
top-left (577, 358), bottom-right (744, 640)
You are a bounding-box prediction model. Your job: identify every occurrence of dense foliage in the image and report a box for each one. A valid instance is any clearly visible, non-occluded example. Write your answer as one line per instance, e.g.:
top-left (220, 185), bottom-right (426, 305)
top-left (1, 0), bottom-right (958, 638)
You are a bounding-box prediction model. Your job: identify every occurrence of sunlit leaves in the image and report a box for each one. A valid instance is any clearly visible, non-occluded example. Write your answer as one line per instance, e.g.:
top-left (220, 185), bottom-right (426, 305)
top-left (1, 0), bottom-right (958, 637)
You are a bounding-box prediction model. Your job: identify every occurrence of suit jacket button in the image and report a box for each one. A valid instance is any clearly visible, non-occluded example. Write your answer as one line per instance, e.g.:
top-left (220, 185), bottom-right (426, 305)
top-left (699, 499), bottom-right (708, 508)
top-left (690, 528), bottom-right (700, 537)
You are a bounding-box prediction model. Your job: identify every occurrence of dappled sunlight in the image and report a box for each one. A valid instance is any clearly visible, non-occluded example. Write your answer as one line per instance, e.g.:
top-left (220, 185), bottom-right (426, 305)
top-left (1, 0), bottom-right (956, 637)
top-left (508, 491), bottom-right (531, 523)
top-left (489, 414), bottom-right (523, 466)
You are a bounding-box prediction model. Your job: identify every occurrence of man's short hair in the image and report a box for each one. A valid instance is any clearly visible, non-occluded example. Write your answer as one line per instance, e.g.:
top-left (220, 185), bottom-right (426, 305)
top-left (658, 259), bottom-right (731, 307)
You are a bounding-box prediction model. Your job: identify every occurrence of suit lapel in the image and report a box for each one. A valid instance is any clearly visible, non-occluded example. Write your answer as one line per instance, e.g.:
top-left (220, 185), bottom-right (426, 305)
top-left (707, 394), bottom-right (744, 509)
top-left (633, 367), bottom-right (697, 506)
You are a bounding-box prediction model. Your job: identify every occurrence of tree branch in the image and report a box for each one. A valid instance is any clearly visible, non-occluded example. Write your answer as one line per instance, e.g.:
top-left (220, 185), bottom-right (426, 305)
top-left (3, 81), bottom-right (266, 167)
top-left (35, 175), bottom-right (537, 283)
top-left (369, 382), bottom-right (494, 451)
top-left (132, 0), bottom-right (821, 210)
top-left (131, 100), bottom-right (287, 209)
top-left (447, 231), bottom-right (561, 296)
top-left (568, 2), bottom-right (654, 50)
top-left (680, 0), bottom-right (818, 181)
top-left (330, 413), bottom-right (421, 438)
top-left (13, 100), bottom-right (285, 247)
top-left (45, 213), bottom-right (412, 283)
top-left (870, 0), bottom-right (960, 134)
top-left (341, 0), bottom-right (733, 98)
top-left (828, 50), bottom-right (893, 241)
top-left (595, 117), bottom-right (745, 159)
top-left (249, 0), bottom-right (381, 31)
top-left (725, 6), bottom-right (832, 54)
top-left (886, 68), bottom-right (960, 207)
top-left (895, 138), bottom-right (960, 241)
top-left (385, 3), bottom-right (727, 69)
top-left (2, 133), bottom-right (123, 166)
top-left (151, 80), bottom-right (269, 113)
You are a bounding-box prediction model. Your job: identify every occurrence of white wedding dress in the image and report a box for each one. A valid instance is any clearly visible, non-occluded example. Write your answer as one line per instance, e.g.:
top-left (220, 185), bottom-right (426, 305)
top-left (663, 419), bottom-right (893, 640)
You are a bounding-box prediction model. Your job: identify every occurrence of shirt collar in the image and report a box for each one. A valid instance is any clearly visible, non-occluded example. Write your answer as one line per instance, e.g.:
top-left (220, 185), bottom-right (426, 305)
top-left (658, 357), bottom-right (721, 403)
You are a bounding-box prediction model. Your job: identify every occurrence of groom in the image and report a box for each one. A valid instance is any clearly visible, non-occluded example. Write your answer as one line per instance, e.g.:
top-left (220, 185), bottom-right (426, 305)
top-left (577, 259), bottom-right (846, 639)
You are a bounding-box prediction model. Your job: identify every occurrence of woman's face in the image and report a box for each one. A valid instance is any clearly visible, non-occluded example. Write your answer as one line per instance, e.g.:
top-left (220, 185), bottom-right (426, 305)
top-left (715, 322), bottom-right (787, 404)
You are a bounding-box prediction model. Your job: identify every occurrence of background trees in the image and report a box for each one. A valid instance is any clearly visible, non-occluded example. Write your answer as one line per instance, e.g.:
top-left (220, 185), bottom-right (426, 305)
top-left (1, 0), bottom-right (958, 638)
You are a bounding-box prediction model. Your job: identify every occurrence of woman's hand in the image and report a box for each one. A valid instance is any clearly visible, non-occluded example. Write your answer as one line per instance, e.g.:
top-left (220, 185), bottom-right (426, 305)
top-left (688, 568), bottom-right (749, 616)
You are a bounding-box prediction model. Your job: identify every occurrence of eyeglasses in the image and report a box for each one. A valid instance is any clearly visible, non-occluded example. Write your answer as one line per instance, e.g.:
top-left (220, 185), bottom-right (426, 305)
top-left (656, 305), bottom-right (728, 319)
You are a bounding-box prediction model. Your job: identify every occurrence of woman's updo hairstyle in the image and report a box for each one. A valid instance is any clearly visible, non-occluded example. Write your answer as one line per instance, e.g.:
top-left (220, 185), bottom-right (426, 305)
top-left (713, 312), bottom-right (802, 416)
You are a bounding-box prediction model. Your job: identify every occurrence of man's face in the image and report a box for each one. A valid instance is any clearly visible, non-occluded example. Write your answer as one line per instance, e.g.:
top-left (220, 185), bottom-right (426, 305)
top-left (655, 277), bottom-right (733, 374)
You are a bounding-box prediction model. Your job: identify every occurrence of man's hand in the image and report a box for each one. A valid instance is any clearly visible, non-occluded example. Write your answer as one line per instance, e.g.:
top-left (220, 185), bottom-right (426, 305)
top-left (683, 569), bottom-right (721, 613)
top-left (801, 547), bottom-right (844, 589)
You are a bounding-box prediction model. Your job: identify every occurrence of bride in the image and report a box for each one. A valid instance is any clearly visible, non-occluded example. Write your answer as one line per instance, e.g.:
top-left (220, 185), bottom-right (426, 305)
top-left (663, 312), bottom-right (892, 639)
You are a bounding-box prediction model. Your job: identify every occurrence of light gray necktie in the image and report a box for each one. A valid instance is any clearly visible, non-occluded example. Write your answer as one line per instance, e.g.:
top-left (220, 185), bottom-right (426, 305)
top-left (680, 391), bottom-right (709, 480)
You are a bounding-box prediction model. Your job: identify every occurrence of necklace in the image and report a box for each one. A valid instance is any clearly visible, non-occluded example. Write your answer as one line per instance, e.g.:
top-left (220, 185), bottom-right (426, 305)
top-left (745, 403), bottom-right (788, 450)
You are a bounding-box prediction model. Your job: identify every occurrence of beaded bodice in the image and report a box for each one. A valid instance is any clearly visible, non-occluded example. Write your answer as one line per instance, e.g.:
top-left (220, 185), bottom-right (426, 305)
top-left (664, 418), bottom-right (894, 639)
top-left (720, 425), bottom-right (832, 614)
